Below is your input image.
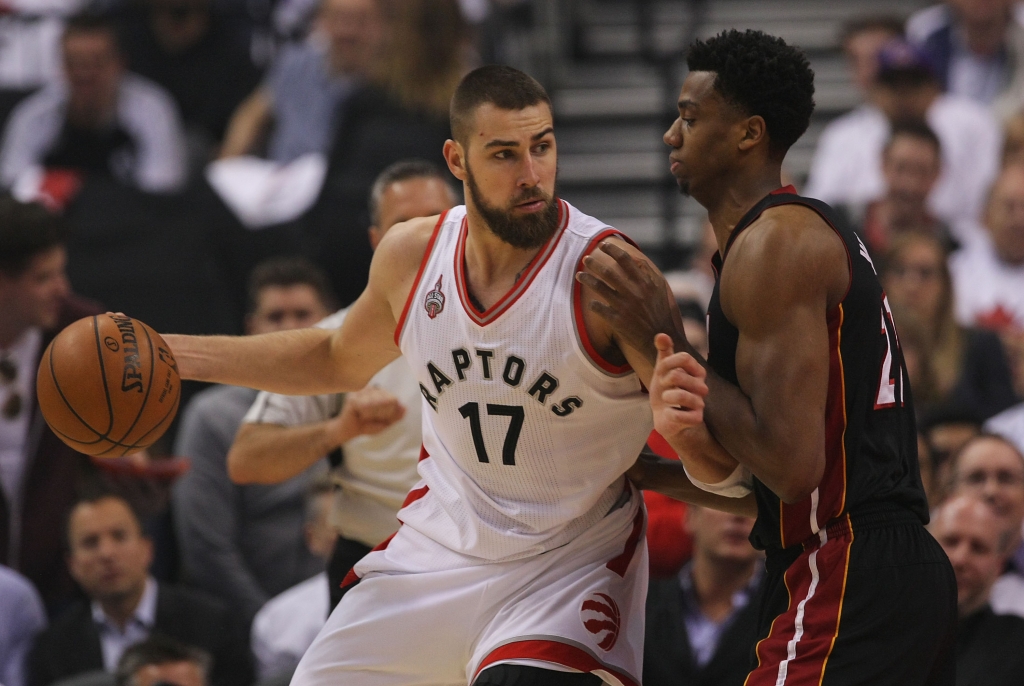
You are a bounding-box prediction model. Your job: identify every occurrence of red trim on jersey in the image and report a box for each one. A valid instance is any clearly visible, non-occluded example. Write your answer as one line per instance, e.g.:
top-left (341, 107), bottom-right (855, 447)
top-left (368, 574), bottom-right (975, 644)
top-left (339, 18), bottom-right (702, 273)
top-left (401, 484), bottom-right (430, 508)
top-left (473, 639), bottom-right (639, 686)
top-left (745, 522), bottom-right (853, 686)
top-left (769, 185), bottom-right (797, 196)
top-left (646, 430), bottom-right (678, 459)
top-left (418, 444), bottom-right (429, 462)
top-left (394, 211), bottom-right (448, 347)
top-left (454, 200), bottom-right (569, 327)
top-left (339, 531), bottom-right (397, 589)
top-left (572, 230), bottom-right (638, 375)
top-left (606, 505), bottom-right (644, 577)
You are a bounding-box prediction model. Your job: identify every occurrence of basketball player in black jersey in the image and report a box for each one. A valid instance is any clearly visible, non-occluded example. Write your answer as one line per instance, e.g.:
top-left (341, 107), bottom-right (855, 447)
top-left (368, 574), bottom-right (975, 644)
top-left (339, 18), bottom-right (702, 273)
top-left (580, 30), bottom-right (956, 685)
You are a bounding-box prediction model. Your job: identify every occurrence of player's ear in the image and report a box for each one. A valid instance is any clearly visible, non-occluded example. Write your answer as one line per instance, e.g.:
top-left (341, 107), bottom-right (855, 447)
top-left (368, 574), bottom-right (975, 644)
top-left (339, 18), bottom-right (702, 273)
top-left (737, 115), bottom-right (767, 152)
top-left (443, 139), bottom-right (468, 182)
top-left (368, 226), bottom-right (382, 251)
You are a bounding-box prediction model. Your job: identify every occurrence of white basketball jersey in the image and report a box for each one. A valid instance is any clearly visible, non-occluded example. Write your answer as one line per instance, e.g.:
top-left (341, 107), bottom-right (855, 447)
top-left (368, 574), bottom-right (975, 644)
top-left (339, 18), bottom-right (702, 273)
top-left (395, 200), bottom-right (653, 562)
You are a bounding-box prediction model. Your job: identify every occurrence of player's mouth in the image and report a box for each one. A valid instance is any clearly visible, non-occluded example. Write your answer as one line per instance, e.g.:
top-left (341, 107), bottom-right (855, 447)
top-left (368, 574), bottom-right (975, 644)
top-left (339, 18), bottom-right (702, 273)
top-left (669, 156), bottom-right (683, 174)
top-left (515, 198), bottom-right (547, 213)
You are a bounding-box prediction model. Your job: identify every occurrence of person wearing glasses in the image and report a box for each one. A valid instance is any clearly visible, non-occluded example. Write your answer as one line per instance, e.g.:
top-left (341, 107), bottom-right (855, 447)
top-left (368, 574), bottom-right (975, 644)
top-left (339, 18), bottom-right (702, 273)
top-left (0, 196), bottom-right (102, 613)
top-left (950, 433), bottom-right (1024, 617)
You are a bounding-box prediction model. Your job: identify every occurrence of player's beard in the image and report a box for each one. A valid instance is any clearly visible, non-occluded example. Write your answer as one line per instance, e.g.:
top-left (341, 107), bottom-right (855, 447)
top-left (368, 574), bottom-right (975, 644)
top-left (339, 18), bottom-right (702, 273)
top-left (465, 166), bottom-right (560, 249)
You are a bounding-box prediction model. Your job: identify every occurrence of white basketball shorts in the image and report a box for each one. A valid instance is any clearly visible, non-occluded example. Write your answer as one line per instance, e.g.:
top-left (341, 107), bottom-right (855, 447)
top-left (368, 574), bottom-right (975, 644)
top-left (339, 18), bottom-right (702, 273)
top-left (290, 487), bottom-right (648, 686)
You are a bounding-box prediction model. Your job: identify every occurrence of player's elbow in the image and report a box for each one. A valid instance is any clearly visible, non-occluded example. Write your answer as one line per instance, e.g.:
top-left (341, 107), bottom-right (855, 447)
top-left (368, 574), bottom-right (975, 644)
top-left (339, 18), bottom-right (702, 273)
top-left (773, 453), bottom-right (825, 504)
top-left (226, 425), bottom-right (262, 484)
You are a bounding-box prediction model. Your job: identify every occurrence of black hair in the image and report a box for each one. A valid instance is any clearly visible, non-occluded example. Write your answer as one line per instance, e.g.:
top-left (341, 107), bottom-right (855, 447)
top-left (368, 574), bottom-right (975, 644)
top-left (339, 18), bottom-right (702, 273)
top-left (116, 636), bottom-right (211, 686)
top-left (840, 15), bottom-right (905, 45)
top-left (63, 12), bottom-right (120, 50)
top-left (449, 65), bottom-right (550, 145)
top-left (884, 119), bottom-right (941, 157)
top-left (687, 29), bottom-right (816, 158)
top-left (0, 196), bottom-right (67, 276)
top-left (65, 488), bottom-right (146, 551)
top-left (245, 256), bottom-right (336, 316)
top-left (368, 159), bottom-right (454, 225)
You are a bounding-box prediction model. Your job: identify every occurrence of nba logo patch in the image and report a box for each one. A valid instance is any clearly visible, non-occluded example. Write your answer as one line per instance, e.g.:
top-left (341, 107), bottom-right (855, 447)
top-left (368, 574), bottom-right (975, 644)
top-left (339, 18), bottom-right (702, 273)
top-left (580, 592), bottom-right (620, 651)
top-left (424, 276), bottom-right (445, 319)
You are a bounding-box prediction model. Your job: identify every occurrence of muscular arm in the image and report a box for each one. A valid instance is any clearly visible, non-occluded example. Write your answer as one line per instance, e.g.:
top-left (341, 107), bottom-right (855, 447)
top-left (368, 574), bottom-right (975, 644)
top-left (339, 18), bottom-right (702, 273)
top-left (163, 216), bottom-right (436, 395)
top-left (580, 208), bottom-right (849, 504)
top-left (704, 210), bottom-right (848, 503)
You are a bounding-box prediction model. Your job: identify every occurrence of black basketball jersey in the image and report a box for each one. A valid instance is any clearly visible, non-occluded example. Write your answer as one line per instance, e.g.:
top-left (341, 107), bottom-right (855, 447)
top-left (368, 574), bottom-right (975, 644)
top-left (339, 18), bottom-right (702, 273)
top-left (706, 186), bottom-right (929, 551)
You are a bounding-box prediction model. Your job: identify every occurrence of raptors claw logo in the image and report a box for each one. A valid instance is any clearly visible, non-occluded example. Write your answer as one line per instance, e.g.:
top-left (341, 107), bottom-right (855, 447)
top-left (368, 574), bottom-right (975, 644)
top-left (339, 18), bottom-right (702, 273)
top-left (580, 592), bottom-right (621, 651)
top-left (425, 275), bottom-right (445, 319)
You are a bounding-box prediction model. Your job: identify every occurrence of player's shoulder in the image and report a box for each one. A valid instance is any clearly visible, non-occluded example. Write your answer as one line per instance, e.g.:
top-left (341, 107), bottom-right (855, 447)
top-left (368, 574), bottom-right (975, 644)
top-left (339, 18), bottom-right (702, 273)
top-left (372, 211), bottom-right (453, 277)
top-left (724, 202), bottom-right (849, 303)
top-left (735, 202), bottom-right (842, 264)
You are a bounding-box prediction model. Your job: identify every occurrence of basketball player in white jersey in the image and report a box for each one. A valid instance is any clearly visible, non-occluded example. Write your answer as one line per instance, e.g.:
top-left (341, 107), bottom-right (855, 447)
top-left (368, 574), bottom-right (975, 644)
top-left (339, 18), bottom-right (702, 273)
top-left (162, 66), bottom-right (727, 686)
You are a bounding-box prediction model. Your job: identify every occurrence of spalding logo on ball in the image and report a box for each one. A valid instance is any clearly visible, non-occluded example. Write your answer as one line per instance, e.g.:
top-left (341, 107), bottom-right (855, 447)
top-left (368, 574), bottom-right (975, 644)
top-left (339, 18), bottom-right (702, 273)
top-left (36, 314), bottom-right (180, 457)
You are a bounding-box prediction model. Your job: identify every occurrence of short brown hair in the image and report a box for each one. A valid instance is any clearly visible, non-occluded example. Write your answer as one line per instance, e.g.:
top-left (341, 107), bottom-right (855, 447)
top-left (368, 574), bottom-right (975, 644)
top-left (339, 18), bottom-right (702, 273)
top-left (449, 65), bottom-right (550, 146)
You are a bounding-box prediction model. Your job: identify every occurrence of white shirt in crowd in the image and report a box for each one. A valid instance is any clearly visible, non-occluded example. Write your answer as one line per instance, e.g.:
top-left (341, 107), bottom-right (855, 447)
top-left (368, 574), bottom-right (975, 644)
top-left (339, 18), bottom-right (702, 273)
top-left (250, 572), bottom-right (328, 679)
top-left (949, 233), bottom-right (1024, 331)
top-left (91, 577), bottom-right (157, 672)
top-left (0, 72), bottom-right (187, 194)
top-left (804, 96), bottom-right (1001, 228)
top-left (0, 1), bottom-right (87, 90)
top-left (0, 327), bottom-right (41, 566)
top-left (242, 308), bottom-right (422, 549)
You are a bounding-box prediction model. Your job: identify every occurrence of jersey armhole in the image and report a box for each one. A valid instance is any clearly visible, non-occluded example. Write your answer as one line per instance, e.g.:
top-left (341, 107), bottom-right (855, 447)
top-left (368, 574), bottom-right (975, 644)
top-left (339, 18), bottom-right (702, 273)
top-left (394, 211), bottom-right (448, 347)
top-left (572, 229), bottom-right (638, 376)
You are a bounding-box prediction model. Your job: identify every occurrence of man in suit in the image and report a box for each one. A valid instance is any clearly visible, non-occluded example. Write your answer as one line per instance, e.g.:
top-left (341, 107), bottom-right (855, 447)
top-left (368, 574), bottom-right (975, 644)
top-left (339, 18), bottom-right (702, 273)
top-left (931, 494), bottom-right (1024, 686)
top-left (644, 504), bottom-right (763, 686)
top-left (27, 493), bottom-right (252, 686)
top-left (0, 196), bottom-right (103, 614)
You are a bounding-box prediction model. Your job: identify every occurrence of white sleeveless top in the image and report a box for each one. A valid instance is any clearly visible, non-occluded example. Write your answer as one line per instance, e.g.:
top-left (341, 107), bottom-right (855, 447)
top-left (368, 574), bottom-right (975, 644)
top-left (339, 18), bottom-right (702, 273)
top-left (395, 200), bottom-right (653, 562)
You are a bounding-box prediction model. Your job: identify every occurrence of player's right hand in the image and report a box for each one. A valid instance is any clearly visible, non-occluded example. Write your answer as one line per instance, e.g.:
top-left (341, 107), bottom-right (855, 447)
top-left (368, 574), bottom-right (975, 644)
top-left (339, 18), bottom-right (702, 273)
top-left (650, 333), bottom-right (708, 436)
top-left (329, 386), bottom-right (406, 443)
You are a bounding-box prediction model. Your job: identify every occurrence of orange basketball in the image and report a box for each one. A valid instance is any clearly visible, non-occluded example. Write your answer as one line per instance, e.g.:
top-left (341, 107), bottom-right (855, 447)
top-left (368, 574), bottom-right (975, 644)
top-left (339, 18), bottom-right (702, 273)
top-left (36, 314), bottom-right (181, 457)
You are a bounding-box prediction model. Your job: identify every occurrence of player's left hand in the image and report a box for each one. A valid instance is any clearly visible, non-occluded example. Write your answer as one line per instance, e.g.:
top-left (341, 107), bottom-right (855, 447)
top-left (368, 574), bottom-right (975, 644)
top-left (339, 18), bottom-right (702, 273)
top-left (650, 333), bottom-right (707, 435)
top-left (576, 240), bottom-right (693, 363)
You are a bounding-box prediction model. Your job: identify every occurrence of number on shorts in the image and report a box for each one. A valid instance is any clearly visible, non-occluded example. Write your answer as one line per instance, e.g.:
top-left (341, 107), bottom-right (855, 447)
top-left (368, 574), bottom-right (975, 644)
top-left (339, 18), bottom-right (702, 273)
top-left (458, 402), bottom-right (524, 465)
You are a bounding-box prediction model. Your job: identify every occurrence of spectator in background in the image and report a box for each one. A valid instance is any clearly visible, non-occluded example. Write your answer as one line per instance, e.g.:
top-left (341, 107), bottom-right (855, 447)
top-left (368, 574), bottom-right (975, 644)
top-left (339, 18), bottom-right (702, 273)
top-left (0, 2), bottom-right (88, 93)
top-left (930, 495), bottom-right (1024, 686)
top-left (219, 0), bottom-right (383, 162)
top-left (908, 0), bottom-right (1024, 119)
top-left (841, 16), bottom-right (907, 101)
top-left (0, 198), bottom-right (105, 613)
top-left (27, 493), bottom-right (252, 686)
top-left (115, 0), bottom-right (262, 152)
top-left (0, 563), bottom-right (46, 686)
top-left (836, 121), bottom-right (954, 258)
top-left (949, 434), bottom-right (1024, 617)
top-left (115, 636), bottom-right (210, 686)
top-left (0, 13), bottom-right (186, 195)
top-left (881, 233), bottom-right (1019, 421)
top-left (229, 160), bottom-right (456, 610)
top-left (249, 479), bottom-right (335, 682)
top-left (374, 0), bottom-right (470, 121)
top-left (806, 39), bottom-right (1001, 227)
top-left (643, 505), bottom-right (762, 686)
top-left (172, 257), bottom-right (335, 629)
top-left (950, 163), bottom-right (1024, 331)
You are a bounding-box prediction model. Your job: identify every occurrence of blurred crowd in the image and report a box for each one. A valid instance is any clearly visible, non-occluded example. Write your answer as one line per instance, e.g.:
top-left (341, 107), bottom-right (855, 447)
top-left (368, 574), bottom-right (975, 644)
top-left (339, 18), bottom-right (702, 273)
top-left (2, 1), bottom-right (1024, 686)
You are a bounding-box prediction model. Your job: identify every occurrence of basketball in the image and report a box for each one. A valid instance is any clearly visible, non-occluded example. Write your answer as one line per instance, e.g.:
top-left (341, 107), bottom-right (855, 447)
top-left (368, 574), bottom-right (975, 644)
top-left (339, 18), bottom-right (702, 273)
top-left (35, 314), bottom-right (181, 457)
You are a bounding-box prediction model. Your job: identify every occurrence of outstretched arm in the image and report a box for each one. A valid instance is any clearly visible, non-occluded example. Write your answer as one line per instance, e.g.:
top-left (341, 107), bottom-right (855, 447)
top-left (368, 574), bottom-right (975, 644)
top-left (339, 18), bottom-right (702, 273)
top-left (163, 216), bottom-right (437, 396)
